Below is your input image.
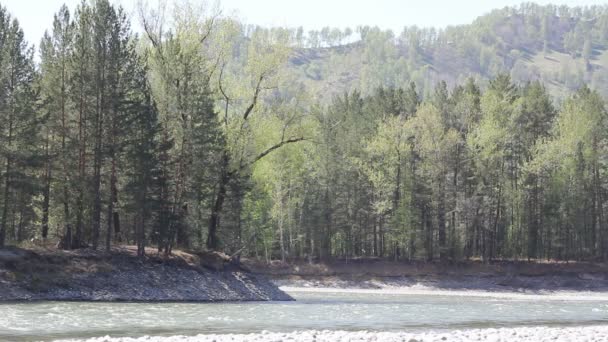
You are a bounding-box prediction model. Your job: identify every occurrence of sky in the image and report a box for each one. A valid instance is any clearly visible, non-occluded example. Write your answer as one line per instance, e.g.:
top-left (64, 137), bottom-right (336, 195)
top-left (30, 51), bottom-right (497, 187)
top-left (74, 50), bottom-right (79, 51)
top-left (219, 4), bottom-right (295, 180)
top-left (2, 0), bottom-right (607, 46)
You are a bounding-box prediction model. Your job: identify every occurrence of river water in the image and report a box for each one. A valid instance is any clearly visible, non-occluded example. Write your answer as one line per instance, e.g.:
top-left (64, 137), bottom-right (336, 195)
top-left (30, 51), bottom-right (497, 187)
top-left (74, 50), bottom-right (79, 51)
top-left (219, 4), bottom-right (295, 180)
top-left (2, 291), bottom-right (608, 341)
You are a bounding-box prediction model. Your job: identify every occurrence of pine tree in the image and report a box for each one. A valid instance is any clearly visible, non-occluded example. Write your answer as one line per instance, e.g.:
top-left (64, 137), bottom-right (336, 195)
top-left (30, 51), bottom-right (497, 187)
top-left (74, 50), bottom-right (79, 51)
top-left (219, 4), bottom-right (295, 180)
top-left (0, 9), bottom-right (39, 247)
top-left (39, 5), bottom-right (75, 242)
top-left (123, 51), bottom-right (166, 257)
top-left (70, 1), bottom-right (94, 248)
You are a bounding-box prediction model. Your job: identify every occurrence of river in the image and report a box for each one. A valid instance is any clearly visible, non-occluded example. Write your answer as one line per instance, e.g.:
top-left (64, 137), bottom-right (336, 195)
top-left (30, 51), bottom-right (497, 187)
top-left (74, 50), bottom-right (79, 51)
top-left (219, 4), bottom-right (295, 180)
top-left (2, 290), bottom-right (608, 341)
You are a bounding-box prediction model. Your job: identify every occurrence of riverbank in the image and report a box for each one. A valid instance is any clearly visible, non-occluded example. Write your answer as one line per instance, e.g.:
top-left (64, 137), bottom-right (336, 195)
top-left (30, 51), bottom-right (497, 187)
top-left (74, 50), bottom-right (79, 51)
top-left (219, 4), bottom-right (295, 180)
top-left (4, 247), bottom-right (608, 301)
top-left (246, 258), bottom-right (608, 293)
top-left (54, 326), bottom-right (608, 342)
top-left (282, 286), bottom-right (608, 301)
top-left (0, 247), bottom-right (291, 302)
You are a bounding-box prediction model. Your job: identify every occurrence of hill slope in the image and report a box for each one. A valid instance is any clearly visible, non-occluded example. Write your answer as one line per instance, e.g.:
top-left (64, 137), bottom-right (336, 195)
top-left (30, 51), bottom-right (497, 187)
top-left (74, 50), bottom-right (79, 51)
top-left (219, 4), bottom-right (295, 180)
top-left (286, 3), bottom-right (608, 100)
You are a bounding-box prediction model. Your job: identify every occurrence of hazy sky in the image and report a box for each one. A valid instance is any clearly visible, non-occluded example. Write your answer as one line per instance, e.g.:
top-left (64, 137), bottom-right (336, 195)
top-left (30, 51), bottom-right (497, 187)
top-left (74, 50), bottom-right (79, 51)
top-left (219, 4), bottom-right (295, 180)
top-left (2, 0), bottom-right (607, 46)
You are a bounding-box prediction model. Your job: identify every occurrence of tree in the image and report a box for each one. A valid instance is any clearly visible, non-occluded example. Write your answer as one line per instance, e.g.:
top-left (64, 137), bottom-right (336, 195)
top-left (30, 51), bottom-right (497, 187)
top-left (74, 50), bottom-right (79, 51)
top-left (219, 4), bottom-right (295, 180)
top-left (141, 0), bottom-right (223, 253)
top-left (533, 86), bottom-right (607, 260)
top-left (122, 51), bottom-right (166, 257)
top-left (0, 9), bottom-right (39, 247)
top-left (518, 81), bottom-right (555, 259)
top-left (70, 1), bottom-right (94, 248)
top-left (206, 25), bottom-right (303, 251)
top-left (40, 5), bottom-right (75, 244)
top-left (411, 104), bottom-right (460, 260)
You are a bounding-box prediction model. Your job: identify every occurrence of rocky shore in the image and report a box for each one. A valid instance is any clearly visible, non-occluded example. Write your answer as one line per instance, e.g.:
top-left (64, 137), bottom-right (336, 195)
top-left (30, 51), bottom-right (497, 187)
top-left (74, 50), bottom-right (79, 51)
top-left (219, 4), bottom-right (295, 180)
top-left (55, 326), bottom-right (608, 342)
top-left (0, 247), bottom-right (292, 302)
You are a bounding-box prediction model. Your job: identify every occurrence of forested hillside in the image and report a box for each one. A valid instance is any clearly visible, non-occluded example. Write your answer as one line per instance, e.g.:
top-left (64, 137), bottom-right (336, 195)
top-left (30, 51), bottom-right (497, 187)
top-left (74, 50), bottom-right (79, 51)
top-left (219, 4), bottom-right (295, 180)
top-left (1, 1), bottom-right (608, 263)
top-left (288, 3), bottom-right (608, 101)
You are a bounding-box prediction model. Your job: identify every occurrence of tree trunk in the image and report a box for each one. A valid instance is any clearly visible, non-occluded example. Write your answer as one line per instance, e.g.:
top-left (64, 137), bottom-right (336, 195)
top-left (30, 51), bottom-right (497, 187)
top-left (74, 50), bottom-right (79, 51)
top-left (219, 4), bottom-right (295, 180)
top-left (92, 38), bottom-right (107, 250)
top-left (75, 50), bottom-right (87, 249)
top-left (279, 199), bottom-right (286, 262)
top-left (41, 132), bottom-right (52, 240)
top-left (92, 130), bottom-right (102, 250)
top-left (0, 110), bottom-right (14, 247)
top-left (528, 174), bottom-right (539, 260)
top-left (106, 148), bottom-right (117, 251)
top-left (424, 206), bottom-right (433, 261)
top-left (137, 212), bottom-right (146, 257)
top-left (451, 146), bottom-right (459, 260)
top-left (438, 181), bottom-right (447, 261)
top-left (491, 183), bottom-right (502, 262)
top-left (0, 156), bottom-right (11, 247)
top-left (207, 153), bottom-right (230, 250)
top-left (323, 187), bottom-right (332, 260)
top-left (61, 51), bottom-right (70, 243)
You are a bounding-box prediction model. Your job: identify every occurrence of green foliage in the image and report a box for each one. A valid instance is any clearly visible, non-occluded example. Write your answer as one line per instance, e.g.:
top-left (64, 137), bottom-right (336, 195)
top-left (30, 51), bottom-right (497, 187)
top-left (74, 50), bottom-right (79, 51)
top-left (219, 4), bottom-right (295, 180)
top-left (0, 6), bottom-right (39, 246)
top-left (3, 2), bottom-right (608, 263)
top-left (286, 4), bottom-right (608, 102)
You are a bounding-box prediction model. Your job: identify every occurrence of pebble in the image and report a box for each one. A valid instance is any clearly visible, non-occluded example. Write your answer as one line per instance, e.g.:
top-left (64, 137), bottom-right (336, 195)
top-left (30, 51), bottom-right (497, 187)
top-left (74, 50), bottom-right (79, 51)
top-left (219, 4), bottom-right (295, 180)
top-left (55, 326), bottom-right (608, 342)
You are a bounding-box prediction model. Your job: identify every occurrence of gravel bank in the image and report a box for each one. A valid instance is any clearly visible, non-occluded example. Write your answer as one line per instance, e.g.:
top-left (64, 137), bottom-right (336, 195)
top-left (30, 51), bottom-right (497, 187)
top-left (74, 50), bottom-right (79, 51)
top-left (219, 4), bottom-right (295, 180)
top-left (0, 247), bottom-right (292, 302)
top-left (270, 272), bottom-right (608, 292)
top-left (251, 258), bottom-right (608, 293)
top-left (54, 326), bottom-right (608, 342)
top-left (281, 286), bottom-right (608, 301)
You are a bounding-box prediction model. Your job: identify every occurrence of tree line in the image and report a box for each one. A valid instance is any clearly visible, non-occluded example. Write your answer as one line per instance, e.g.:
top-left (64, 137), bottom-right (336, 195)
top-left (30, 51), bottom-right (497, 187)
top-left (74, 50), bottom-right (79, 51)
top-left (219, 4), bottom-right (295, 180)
top-left (0, 1), bottom-right (607, 262)
top-left (0, 0), bottom-right (304, 256)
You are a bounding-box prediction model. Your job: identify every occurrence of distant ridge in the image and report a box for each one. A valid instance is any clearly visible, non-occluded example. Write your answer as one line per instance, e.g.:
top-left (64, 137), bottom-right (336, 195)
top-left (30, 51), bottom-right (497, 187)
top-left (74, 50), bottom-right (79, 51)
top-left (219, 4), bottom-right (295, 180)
top-left (284, 3), bottom-right (608, 100)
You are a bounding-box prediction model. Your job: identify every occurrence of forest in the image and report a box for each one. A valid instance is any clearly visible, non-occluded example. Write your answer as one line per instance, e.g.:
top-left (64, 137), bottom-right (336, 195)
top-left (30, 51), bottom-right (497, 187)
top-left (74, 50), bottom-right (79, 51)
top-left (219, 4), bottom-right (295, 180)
top-left (1, 0), bottom-right (608, 263)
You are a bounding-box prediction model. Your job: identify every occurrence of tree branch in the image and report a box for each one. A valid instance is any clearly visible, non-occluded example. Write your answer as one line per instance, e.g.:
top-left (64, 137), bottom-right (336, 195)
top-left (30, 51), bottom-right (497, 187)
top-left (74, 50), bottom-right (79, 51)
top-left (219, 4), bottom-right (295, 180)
top-left (243, 73), bottom-right (266, 121)
top-left (139, 1), bottom-right (167, 66)
top-left (200, 10), bottom-right (221, 45)
top-left (218, 62), bottom-right (230, 126)
top-left (244, 137), bottom-right (306, 169)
